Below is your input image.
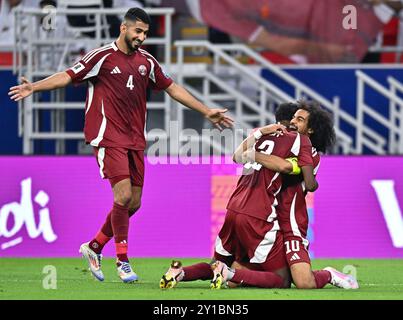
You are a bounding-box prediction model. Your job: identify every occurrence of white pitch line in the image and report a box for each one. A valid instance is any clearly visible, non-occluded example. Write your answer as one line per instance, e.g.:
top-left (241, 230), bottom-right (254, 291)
top-left (1, 237), bottom-right (23, 250)
top-left (366, 283), bottom-right (403, 286)
top-left (0, 280), bottom-right (42, 282)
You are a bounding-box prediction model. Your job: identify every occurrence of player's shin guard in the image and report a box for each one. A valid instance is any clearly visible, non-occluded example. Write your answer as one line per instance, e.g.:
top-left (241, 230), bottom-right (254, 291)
top-left (100, 211), bottom-right (114, 238)
top-left (94, 203), bottom-right (139, 242)
top-left (111, 202), bottom-right (130, 262)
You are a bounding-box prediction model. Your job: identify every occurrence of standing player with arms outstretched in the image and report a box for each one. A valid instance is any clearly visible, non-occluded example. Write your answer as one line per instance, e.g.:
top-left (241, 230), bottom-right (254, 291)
top-left (8, 8), bottom-right (233, 283)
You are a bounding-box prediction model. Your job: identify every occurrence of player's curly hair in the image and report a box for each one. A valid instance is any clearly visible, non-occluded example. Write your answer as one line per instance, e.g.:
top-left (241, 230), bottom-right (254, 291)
top-left (124, 7), bottom-right (151, 25)
top-left (275, 102), bottom-right (298, 124)
top-left (297, 100), bottom-right (336, 153)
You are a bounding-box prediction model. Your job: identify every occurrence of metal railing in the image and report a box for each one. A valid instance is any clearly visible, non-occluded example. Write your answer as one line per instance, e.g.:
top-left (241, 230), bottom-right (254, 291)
top-left (13, 7), bottom-right (174, 154)
top-left (175, 40), bottom-right (354, 154)
top-left (175, 42), bottom-right (290, 122)
top-left (388, 76), bottom-right (403, 153)
top-left (356, 70), bottom-right (403, 154)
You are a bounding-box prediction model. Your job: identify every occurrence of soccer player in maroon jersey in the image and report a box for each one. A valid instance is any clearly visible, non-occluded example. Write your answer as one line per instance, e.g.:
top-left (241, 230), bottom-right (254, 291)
top-left (160, 109), bottom-right (317, 289)
top-left (8, 8), bottom-right (233, 283)
top-left (271, 101), bottom-right (358, 289)
top-left (161, 101), bottom-right (358, 290)
top-left (217, 101), bottom-right (358, 290)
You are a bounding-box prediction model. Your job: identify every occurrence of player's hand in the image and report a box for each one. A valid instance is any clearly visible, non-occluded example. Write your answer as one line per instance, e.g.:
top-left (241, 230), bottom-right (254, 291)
top-left (260, 123), bottom-right (286, 135)
top-left (8, 76), bottom-right (33, 101)
top-left (205, 108), bottom-right (234, 131)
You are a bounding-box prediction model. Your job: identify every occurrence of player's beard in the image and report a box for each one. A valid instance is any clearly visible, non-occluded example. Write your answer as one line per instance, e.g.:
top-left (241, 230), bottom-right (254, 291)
top-left (125, 35), bottom-right (142, 53)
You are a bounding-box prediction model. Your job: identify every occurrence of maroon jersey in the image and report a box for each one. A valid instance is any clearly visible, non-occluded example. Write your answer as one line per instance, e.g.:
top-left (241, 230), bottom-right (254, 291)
top-left (277, 147), bottom-right (321, 242)
top-left (227, 131), bottom-right (313, 222)
top-left (66, 42), bottom-right (173, 150)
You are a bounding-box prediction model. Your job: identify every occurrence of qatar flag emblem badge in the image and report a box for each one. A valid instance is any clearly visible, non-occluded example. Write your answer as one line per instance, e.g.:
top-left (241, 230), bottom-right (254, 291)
top-left (138, 65), bottom-right (147, 76)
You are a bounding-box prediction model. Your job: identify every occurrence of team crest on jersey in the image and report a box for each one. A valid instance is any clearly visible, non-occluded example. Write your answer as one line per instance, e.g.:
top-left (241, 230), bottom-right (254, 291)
top-left (138, 65), bottom-right (147, 76)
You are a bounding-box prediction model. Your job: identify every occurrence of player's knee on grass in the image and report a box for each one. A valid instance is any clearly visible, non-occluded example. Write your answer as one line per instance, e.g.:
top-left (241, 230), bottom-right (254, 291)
top-left (290, 262), bottom-right (316, 289)
top-left (293, 277), bottom-right (316, 289)
top-left (274, 267), bottom-right (292, 288)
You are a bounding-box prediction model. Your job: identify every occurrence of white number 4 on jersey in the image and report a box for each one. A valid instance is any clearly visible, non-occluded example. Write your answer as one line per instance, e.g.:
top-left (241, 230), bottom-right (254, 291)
top-left (126, 75), bottom-right (134, 90)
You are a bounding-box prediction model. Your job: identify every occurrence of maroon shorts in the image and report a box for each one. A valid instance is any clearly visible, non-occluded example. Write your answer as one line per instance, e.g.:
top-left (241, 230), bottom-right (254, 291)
top-left (283, 236), bottom-right (311, 267)
top-left (214, 210), bottom-right (287, 272)
top-left (93, 147), bottom-right (144, 187)
top-left (277, 186), bottom-right (311, 266)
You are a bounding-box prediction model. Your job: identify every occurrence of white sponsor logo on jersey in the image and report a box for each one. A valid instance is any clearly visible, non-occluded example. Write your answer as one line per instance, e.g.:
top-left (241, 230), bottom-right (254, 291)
top-left (290, 253), bottom-right (301, 261)
top-left (138, 65), bottom-right (147, 76)
top-left (110, 66), bottom-right (121, 74)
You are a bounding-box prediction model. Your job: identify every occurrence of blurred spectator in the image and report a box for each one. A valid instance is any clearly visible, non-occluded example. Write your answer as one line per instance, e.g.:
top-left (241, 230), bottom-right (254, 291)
top-left (37, 0), bottom-right (78, 69)
top-left (209, 27), bottom-right (231, 44)
top-left (0, 0), bottom-right (22, 47)
top-left (160, 0), bottom-right (396, 63)
top-left (61, 0), bottom-right (109, 39)
top-left (114, 0), bottom-right (144, 19)
top-left (370, 0), bottom-right (403, 14)
top-left (63, 0), bottom-right (145, 39)
top-left (365, 0), bottom-right (403, 62)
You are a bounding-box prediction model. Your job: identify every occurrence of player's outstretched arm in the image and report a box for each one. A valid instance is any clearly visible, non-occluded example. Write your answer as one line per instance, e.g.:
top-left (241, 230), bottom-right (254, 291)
top-left (8, 72), bottom-right (72, 102)
top-left (165, 82), bottom-right (234, 130)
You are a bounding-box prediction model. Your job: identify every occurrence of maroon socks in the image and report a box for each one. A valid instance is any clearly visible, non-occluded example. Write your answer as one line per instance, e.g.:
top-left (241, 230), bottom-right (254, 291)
top-left (182, 263), bottom-right (214, 281)
top-left (231, 269), bottom-right (285, 288)
top-left (111, 202), bottom-right (130, 262)
top-left (313, 270), bottom-right (332, 288)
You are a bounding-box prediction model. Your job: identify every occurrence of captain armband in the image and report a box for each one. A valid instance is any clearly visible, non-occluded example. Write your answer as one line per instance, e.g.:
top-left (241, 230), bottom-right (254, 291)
top-left (285, 157), bottom-right (301, 175)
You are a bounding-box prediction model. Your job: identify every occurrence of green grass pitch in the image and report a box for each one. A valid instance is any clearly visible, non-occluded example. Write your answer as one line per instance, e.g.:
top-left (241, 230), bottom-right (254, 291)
top-left (0, 258), bottom-right (402, 300)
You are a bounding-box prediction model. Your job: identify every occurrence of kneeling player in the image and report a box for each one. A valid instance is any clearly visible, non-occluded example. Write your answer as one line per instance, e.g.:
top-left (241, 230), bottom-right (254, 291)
top-left (160, 103), bottom-right (316, 289)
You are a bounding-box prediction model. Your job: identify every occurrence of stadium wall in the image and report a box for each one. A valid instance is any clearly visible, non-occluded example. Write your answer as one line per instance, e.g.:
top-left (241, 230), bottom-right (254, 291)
top-left (0, 156), bottom-right (402, 259)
